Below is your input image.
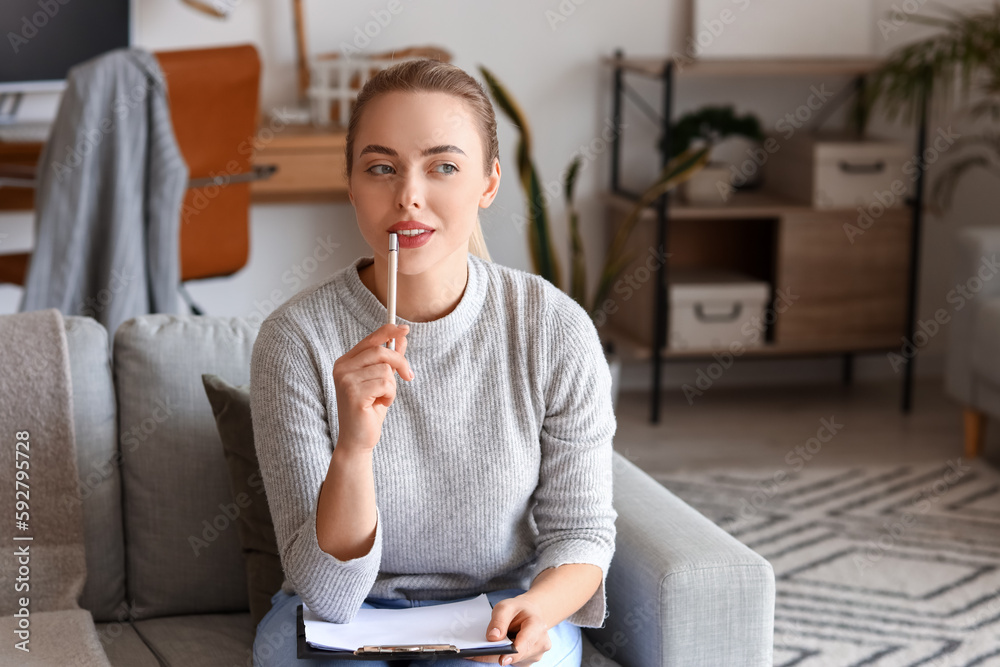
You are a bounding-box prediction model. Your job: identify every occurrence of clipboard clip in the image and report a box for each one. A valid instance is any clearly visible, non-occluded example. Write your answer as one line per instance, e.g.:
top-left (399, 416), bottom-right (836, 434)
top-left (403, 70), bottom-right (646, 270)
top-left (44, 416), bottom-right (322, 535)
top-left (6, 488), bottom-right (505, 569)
top-left (356, 644), bottom-right (460, 655)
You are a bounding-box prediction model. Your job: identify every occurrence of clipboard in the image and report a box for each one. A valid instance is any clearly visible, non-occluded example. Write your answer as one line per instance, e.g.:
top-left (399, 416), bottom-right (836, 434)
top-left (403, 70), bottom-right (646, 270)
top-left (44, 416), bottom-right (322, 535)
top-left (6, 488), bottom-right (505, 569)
top-left (296, 604), bottom-right (519, 660)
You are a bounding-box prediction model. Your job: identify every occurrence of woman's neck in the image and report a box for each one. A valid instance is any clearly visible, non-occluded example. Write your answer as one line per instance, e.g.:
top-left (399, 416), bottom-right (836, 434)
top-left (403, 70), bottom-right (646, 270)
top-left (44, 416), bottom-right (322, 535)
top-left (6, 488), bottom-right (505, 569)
top-left (358, 251), bottom-right (469, 323)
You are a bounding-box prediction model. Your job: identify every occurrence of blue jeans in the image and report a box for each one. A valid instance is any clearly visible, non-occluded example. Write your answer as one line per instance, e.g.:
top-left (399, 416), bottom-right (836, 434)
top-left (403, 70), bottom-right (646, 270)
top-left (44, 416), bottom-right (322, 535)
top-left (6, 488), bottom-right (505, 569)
top-left (252, 587), bottom-right (583, 667)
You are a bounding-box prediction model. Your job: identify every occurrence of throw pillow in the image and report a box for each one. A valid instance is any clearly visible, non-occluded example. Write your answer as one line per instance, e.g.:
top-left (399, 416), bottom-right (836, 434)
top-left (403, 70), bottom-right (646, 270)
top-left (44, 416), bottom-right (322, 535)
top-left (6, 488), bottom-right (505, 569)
top-left (200, 373), bottom-right (284, 633)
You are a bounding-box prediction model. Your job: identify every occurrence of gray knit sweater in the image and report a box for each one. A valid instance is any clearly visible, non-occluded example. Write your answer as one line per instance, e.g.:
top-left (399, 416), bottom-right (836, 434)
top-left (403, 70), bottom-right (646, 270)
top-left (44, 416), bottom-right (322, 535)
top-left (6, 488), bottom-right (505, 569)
top-left (249, 252), bottom-right (617, 627)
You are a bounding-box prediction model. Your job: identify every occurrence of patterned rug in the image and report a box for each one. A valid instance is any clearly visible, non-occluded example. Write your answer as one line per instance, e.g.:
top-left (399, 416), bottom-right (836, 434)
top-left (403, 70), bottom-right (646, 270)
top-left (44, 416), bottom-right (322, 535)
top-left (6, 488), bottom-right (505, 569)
top-left (652, 458), bottom-right (1000, 666)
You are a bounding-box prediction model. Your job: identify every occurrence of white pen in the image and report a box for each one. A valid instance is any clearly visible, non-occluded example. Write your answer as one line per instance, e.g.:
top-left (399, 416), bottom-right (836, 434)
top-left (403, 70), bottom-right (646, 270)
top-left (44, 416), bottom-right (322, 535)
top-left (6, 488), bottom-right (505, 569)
top-left (385, 232), bottom-right (398, 351)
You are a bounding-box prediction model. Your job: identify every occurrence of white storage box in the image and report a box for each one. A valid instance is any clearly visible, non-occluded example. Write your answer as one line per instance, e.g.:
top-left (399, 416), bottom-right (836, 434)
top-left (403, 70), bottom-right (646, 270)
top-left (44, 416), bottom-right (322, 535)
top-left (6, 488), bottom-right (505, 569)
top-left (766, 132), bottom-right (912, 210)
top-left (668, 268), bottom-right (771, 350)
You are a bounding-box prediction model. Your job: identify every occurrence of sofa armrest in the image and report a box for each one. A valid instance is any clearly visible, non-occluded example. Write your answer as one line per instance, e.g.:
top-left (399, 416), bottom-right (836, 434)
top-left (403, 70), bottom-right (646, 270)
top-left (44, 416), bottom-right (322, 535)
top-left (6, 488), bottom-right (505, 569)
top-left (944, 227), bottom-right (1000, 406)
top-left (585, 452), bottom-right (774, 667)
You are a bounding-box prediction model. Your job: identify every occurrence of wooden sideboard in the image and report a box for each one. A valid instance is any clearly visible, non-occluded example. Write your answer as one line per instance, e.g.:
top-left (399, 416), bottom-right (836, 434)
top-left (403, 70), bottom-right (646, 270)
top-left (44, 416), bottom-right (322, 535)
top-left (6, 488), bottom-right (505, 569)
top-left (601, 191), bottom-right (912, 356)
top-left (603, 51), bottom-right (926, 421)
top-left (0, 120), bottom-right (349, 212)
top-left (249, 122), bottom-right (349, 202)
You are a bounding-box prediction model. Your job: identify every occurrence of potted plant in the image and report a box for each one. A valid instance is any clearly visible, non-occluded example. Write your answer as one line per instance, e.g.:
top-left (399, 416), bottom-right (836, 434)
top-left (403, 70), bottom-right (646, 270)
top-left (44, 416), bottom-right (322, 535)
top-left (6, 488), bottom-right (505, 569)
top-left (854, 4), bottom-right (1000, 213)
top-left (670, 105), bottom-right (765, 205)
top-left (479, 65), bottom-right (711, 411)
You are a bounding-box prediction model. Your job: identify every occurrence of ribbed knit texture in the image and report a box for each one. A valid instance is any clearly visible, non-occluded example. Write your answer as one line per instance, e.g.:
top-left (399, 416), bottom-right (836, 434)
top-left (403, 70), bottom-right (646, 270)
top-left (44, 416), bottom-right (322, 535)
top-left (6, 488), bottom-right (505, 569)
top-left (249, 252), bottom-right (617, 627)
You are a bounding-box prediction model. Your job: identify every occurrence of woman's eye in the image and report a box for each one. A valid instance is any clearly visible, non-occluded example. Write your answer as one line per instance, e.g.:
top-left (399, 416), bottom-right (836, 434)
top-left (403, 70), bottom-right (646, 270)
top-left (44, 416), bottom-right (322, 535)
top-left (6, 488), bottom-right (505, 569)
top-left (435, 163), bottom-right (458, 175)
top-left (367, 165), bottom-right (394, 176)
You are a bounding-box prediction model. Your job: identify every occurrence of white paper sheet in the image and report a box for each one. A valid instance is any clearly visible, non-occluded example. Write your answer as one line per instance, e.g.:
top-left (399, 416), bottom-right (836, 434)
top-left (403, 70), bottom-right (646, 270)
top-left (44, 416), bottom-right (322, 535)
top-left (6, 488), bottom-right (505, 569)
top-left (302, 593), bottom-right (515, 652)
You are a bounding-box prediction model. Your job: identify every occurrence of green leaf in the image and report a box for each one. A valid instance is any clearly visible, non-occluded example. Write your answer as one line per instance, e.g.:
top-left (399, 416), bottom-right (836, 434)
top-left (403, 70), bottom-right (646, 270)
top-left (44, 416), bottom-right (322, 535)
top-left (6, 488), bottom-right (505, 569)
top-left (564, 155), bottom-right (586, 310)
top-left (481, 65), bottom-right (561, 289)
top-left (591, 146), bottom-right (710, 315)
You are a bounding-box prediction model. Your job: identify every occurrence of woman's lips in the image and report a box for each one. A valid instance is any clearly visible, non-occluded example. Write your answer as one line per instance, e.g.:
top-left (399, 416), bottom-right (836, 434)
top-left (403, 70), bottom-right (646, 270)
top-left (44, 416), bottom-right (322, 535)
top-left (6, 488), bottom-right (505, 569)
top-left (394, 230), bottom-right (434, 248)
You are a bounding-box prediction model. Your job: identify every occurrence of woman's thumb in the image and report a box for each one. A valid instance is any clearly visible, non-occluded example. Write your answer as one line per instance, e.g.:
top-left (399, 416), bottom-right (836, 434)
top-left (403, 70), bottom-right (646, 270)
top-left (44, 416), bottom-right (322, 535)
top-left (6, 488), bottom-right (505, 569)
top-left (486, 608), bottom-right (512, 641)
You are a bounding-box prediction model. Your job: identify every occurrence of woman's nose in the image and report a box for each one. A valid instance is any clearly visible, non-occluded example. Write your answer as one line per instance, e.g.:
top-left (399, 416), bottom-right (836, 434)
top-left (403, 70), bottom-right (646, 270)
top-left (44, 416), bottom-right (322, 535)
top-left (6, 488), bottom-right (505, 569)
top-left (396, 171), bottom-right (423, 210)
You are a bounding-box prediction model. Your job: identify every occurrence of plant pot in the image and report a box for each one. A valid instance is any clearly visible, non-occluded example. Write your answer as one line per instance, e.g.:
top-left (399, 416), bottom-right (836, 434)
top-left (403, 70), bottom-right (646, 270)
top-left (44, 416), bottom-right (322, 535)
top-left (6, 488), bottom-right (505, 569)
top-left (679, 162), bottom-right (732, 205)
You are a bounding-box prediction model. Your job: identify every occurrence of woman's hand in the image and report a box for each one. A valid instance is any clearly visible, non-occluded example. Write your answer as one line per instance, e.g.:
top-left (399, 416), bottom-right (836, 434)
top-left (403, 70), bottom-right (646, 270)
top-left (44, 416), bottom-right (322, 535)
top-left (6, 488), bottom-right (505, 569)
top-left (332, 322), bottom-right (413, 455)
top-left (464, 595), bottom-right (552, 666)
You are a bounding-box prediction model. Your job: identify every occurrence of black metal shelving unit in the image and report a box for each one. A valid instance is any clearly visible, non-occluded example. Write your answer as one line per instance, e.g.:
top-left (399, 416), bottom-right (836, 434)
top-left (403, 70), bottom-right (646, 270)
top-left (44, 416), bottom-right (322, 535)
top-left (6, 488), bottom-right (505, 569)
top-left (605, 49), bottom-right (928, 423)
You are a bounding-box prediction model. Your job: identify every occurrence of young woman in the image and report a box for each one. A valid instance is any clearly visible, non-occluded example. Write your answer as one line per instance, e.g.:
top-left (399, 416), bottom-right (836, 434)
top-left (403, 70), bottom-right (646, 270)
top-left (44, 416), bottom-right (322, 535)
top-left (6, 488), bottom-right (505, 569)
top-left (249, 59), bottom-right (617, 667)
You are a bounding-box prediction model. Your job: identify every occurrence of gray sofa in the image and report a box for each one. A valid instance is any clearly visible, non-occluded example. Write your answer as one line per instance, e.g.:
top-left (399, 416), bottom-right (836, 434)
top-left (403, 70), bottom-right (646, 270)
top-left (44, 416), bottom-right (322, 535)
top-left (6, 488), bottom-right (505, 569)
top-left (944, 226), bottom-right (1000, 459)
top-left (55, 313), bottom-right (774, 666)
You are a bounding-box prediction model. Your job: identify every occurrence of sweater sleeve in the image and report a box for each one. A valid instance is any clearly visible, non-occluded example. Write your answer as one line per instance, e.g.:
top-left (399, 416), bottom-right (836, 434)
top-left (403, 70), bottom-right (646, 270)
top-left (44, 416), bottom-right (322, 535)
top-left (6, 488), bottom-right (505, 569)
top-left (531, 292), bottom-right (618, 628)
top-left (249, 318), bottom-right (383, 623)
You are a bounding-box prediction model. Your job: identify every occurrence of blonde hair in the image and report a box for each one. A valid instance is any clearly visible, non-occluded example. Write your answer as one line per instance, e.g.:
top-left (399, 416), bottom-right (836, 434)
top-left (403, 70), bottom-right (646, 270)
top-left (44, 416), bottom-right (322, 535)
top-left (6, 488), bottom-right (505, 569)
top-left (345, 59), bottom-right (497, 262)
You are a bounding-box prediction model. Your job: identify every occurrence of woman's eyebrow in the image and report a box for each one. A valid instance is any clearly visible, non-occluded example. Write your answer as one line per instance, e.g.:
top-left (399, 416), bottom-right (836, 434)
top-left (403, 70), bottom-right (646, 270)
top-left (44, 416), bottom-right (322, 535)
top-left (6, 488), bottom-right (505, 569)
top-left (359, 144), bottom-right (467, 158)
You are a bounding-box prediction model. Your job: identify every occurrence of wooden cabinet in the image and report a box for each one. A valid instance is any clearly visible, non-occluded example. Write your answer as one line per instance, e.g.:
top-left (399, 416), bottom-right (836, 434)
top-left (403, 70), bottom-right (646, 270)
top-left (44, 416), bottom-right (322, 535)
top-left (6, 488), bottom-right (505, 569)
top-left (602, 193), bottom-right (913, 356)
top-left (249, 123), bottom-right (349, 202)
top-left (601, 52), bottom-right (927, 420)
top-left (774, 209), bottom-right (910, 345)
top-left (0, 120), bottom-right (350, 212)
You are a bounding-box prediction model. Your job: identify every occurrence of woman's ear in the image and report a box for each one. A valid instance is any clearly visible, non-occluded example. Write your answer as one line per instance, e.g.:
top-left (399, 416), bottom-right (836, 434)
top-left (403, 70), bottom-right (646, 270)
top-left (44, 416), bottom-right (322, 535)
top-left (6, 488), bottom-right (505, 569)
top-left (479, 158), bottom-right (501, 209)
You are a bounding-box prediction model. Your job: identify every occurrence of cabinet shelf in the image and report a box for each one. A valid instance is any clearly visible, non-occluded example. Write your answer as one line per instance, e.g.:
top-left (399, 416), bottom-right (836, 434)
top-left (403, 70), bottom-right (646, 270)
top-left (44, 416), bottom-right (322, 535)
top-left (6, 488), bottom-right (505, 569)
top-left (604, 190), bottom-right (915, 221)
top-left (604, 47), bottom-right (926, 422)
top-left (600, 55), bottom-right (884, 78)
top-left (602, 324), bottom-right (899, 363)
top-left (607, 190), bottom-right (852, 221)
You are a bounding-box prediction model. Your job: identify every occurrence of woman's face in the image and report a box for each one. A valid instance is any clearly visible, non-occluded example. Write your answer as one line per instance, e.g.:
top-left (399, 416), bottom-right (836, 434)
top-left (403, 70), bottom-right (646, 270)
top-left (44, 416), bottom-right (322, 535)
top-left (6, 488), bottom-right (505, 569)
top-left (348, 90), bottom-right (499, 273)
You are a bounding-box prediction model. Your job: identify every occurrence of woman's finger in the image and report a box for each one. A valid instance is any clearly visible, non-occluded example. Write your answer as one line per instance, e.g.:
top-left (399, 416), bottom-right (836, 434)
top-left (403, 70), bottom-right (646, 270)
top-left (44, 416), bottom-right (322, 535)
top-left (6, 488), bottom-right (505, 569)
top-left (341, 363), bottom-right (396, 390)
top-left (358, 376), bottom-right (396, 407)
top-left (346, 323), bottom-right (410, 359)
top-left (352, 344), bottom-right (413, 381)
top-left (396, 327), bottom-right (408, 358)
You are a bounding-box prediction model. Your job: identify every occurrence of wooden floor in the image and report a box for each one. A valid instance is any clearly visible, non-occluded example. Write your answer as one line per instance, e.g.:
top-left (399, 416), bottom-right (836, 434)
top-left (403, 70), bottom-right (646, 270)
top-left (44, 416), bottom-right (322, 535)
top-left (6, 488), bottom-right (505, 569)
top-left (612, 376), bottom-right (1000, 475)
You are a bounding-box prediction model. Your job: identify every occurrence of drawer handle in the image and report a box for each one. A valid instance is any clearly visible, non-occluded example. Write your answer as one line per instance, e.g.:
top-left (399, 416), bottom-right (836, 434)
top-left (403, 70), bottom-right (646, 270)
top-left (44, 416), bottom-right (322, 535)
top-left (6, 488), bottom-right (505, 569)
top-left (694, 302), bottom-right (743, 323)
top-left (838, 160), bottom-right (885, 175)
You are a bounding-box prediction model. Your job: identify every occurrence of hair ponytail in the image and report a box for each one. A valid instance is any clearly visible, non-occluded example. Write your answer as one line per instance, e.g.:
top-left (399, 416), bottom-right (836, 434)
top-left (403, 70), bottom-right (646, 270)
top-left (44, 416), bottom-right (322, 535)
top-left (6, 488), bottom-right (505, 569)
top-left (469, 216), bottom-right (491, 262)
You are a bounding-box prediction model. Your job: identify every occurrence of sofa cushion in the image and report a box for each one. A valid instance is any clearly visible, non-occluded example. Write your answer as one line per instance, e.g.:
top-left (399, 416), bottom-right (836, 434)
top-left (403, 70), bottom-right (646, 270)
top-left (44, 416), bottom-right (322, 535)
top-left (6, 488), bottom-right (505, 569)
top-left (201, 373), bottom-right (284, 633)
top-left (65, 316), bottom-right (128, 623)
top-left (131, 612), bottom-right (254, 667)
top-left (94, 620), bottom-right (161, 667)
top-left (0, 608), bottom-right (110, 665)
top-left (113, 315), bottom-right (260, 619)
top-left (0, 309), bottom-right (89, 616)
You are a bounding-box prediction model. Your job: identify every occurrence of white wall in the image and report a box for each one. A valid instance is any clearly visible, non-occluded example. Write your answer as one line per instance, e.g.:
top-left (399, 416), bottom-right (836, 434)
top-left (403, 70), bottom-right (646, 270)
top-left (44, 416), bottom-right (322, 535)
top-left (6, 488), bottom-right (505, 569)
top-left (1, 0), bottom-right (995, 395)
